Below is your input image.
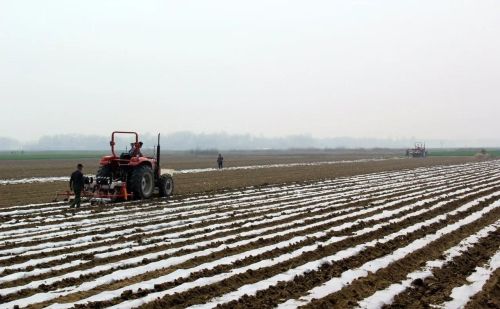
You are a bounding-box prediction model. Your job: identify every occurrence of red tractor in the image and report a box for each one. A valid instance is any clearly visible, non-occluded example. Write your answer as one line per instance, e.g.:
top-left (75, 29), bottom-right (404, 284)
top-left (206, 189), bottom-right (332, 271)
top-left (406, 142), bottom-right (428, 158)
top-left (56, 131), bottom-right (174, 205)
top-left (92, 131), bottom-right (174, 203)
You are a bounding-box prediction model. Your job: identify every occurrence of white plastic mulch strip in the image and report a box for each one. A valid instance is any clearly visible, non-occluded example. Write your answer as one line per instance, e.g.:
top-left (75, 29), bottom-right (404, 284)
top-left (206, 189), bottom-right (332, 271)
top-left (0, 161), bottom-right (498, 309)
top-left (0, 177), bottom-right (69, 185)
top-left (273, 198), bottom-right (500, 309)
top-left (1, 163), bottom-right (460, 258)
top-left (2, 162), bottom-right (488, 245)
top-left (0, 170), bottom-right (423, 244)
top-left (0, 176), bottom-right (462, 286)
top-left (54, 191), bottom-right (499, 309)
top-left (181, 194), bottom-right (500, 309)
top-left (0, 158), bottom-right (442, 218)
top-left (2, 176), bottom-right (475, 309)
top-left (0, 163), bottom-right (409, 219)
top-left (0, 160), bottom-right (487, 217)
top-left (0, 173), bottom-right (417, 257)
top-left (167, 158), bottom-right (400, 174)
top-left (439, 248), bottom-right (500, 309)
top-left (0, 158), bottom-right (395, 185)
top-left (356, 221), bottom-right (500, 309)
top-left (0, 184), bottom-right (428, 303)
top-left (114, 196), bottom-right (500, 309)
top-left (44, 183), bottom-right (498, 309)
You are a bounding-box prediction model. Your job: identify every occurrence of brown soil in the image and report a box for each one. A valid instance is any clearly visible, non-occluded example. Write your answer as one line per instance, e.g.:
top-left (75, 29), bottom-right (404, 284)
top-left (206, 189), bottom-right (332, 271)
top-left (0, 151), bottom-right (401, 179)
top-left (187, 195), bottom-right (500, 309)
top-left (387, 230), bottom-right (500, 308)
top-left (0, 156), bottom-right (480, 208)
top-left (0, 159), bottom-right (498, 309)
top-left (466, 268), bottom-right (500, 309)
top-left (3, 178), bottom-right (455, 301)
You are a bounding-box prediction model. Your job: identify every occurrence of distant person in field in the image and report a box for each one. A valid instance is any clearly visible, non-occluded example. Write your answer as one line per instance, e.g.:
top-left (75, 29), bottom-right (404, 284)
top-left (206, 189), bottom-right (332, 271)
top-left (69, 163), bottom-right (84, 208)
top-left (217, 153), bottom-right (224, 169)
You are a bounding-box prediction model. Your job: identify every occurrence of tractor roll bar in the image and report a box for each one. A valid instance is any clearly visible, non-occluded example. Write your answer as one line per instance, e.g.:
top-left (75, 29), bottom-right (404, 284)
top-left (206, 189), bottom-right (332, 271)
top-left (110, 131), bottom-right (139, 157)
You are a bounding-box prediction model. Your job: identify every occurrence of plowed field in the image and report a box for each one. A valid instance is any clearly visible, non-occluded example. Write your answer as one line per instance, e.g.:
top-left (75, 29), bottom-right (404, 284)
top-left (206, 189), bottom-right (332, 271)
top-left (1, 160), bottom-right (499, 309)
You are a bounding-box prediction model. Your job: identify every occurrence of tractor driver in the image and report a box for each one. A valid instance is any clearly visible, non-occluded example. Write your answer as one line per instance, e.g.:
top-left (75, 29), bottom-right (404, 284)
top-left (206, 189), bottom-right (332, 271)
top-left (129, 142), bottom-right (143, 157)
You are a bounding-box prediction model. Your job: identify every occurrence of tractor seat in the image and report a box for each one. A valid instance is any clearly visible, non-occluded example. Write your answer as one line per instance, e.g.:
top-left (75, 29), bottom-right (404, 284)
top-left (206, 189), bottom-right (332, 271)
top-left (120, 153), bottom-right (132, 160)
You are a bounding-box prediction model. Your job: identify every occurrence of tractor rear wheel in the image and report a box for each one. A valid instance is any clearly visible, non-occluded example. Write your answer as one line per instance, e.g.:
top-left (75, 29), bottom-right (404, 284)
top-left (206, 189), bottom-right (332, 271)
top-left (158, 174), bottom-right (174, 197)
top-left (130, 165), bottom-right (154, 199)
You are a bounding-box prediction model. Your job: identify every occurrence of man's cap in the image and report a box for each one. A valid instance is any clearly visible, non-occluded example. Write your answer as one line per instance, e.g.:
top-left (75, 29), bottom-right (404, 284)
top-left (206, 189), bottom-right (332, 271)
top-left (77, 163), bottom-right (83, 168)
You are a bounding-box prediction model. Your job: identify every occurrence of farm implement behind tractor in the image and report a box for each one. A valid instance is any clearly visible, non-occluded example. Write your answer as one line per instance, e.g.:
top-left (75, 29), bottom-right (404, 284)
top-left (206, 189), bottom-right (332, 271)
top-left (54, 131), bottom-right (174, 205)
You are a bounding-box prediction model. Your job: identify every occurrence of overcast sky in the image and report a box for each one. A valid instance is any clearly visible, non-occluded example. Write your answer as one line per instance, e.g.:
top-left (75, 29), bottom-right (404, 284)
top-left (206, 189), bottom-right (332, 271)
top-left (1, 0), bottom-right (499, 142)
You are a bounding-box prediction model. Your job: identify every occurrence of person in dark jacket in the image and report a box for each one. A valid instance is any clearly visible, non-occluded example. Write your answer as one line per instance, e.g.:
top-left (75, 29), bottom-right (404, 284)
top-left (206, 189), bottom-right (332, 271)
top-left (217, 153), bottom-right (224, 169)
top-left (69, 164), bottom-right (84, 208)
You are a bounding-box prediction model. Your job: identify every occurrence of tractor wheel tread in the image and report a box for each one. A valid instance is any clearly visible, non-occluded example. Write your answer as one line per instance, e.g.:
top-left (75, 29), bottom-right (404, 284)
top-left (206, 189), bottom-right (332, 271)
top-left (130, 165), bottom-right (154, 199)
top-left (159, 174), bottom-right (174, 197)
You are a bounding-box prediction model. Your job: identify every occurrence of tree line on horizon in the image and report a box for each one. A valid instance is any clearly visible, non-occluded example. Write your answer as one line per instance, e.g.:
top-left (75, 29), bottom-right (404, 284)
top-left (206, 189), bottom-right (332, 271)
top-left (0, 133), bottom-right (498, 151)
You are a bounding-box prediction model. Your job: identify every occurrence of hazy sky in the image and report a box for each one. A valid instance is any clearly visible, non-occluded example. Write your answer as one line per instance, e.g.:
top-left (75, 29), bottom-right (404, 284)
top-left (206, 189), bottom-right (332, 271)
top-left (1, 0), bottom-right (499, 142)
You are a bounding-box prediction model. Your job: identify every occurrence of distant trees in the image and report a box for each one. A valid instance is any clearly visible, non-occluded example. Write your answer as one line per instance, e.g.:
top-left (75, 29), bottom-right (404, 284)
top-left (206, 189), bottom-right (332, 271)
top-left (0, 137), bottom-right (21, 151)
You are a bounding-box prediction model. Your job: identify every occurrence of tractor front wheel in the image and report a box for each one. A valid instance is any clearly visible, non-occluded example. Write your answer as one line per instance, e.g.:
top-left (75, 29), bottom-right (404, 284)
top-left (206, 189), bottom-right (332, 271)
top-left (158, 174), bottom-right (174, 197)
top-left (130, 165), bottom-right (154, 199)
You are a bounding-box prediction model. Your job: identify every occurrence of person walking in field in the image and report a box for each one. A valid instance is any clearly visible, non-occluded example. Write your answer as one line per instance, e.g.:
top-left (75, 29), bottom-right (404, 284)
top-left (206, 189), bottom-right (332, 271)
top-left (217, 153), bottom-right (224, 169)
top-left (69, 163), bottom-right (84, 208)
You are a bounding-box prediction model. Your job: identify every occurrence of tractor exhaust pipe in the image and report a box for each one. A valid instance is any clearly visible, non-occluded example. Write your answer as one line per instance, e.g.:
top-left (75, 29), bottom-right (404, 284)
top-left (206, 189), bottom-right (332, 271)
top-left (156, 133), bottom-right (161, 177)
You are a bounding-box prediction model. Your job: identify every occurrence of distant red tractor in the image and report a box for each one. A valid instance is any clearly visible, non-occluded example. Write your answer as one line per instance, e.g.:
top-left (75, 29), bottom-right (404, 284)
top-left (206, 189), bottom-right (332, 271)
top-left (406, 142), bottom-right (428, 158)
top-left (55, 131), bottom-right (174, 205)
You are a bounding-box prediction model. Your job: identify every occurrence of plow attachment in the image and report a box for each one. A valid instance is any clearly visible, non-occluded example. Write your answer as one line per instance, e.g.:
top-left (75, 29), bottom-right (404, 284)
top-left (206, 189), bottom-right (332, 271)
top-left (53, 177), bottom-right (133, 205)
